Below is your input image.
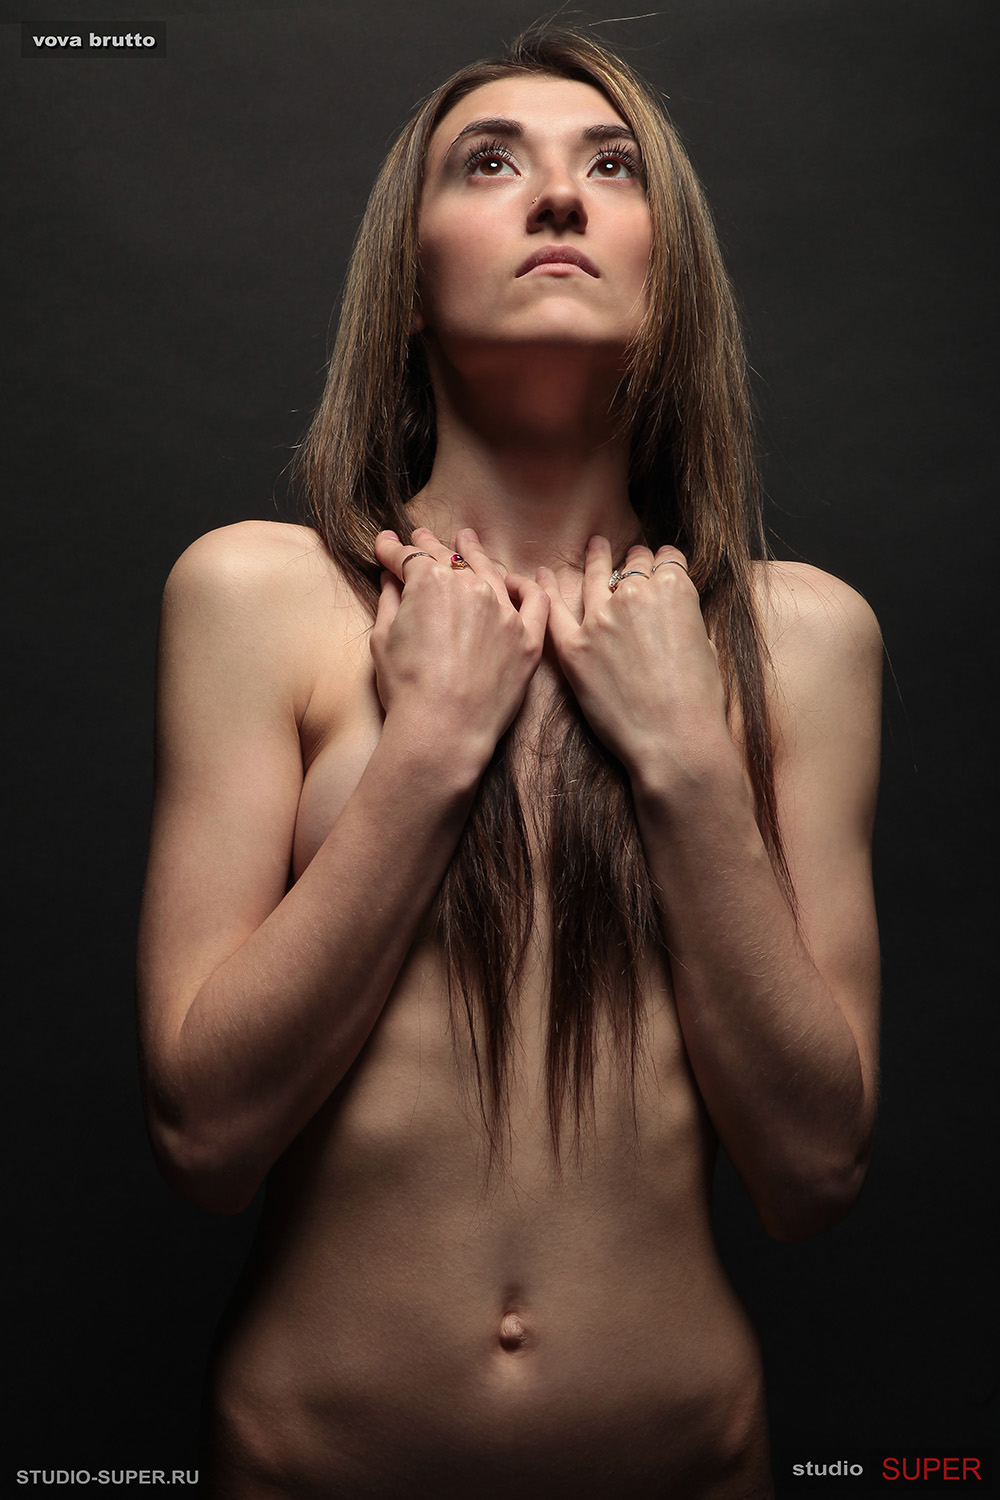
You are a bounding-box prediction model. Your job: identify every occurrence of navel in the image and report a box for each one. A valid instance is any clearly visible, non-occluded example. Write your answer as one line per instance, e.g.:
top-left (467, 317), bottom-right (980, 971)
top-left (498, 1311), bottom-right (528, 1352)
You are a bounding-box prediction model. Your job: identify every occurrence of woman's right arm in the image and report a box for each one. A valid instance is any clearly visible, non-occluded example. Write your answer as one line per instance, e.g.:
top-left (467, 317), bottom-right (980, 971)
top-left (137, 522), bottom-right (546, 1215)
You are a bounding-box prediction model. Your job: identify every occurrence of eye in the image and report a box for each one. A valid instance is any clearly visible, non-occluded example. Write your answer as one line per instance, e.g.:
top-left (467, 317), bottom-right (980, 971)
top-left (588, 144), bottom-right (643, 181)
top-left (463, 140), bottom-right (519, 177)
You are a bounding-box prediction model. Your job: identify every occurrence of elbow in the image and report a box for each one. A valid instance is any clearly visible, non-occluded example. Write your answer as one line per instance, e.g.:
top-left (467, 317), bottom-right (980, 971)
top-left (761, 1181), bottom-right (862, 1243)
top-left (146, 1105), bottom-right (263, 1217)
top-left (758, 1142), bottom-right (874, 1243)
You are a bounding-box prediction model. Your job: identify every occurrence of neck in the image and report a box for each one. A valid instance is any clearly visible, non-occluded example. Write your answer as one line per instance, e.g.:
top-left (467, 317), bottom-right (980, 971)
top-left (407, 343), bottom-right (641, 576)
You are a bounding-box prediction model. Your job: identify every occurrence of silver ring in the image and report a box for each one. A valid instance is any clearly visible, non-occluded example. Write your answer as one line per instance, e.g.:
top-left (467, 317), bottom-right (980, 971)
top-left (650, 559), bottom-right (689, 575)
top-left (610, 568), bottom-right (649, 592)
top-left (400, 550), bottom-right (434, 573)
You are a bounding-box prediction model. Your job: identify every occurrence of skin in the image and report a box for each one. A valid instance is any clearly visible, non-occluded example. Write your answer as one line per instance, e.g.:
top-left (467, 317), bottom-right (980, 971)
top-left (138, 77), bottom-right (882, 1498)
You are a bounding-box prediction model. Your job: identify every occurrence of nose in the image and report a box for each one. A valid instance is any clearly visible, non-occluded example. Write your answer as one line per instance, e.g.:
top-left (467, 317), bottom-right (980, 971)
top-left (527, 166), bottom-right (587, 234)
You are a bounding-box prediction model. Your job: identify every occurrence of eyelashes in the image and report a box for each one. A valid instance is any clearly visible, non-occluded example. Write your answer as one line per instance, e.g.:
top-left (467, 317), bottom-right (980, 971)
top-left (588, 143), bottom-right (644, 181)
top-left (462, 139), bottom-right (517, 175)
top-left (461, 137), bottom-right (645, 181)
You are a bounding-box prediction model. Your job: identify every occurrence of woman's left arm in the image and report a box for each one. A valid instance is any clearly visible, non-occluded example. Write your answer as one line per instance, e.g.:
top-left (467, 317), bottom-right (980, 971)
top-left (540, 540), bottom-right (882, 1242)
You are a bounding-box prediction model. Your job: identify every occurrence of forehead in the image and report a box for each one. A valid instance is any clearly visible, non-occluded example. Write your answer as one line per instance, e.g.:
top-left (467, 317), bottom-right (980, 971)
top-left (426, 74), bottom-right (628, 165)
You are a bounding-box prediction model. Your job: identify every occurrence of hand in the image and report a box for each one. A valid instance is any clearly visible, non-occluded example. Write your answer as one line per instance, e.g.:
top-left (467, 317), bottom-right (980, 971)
top-left (537, 537), bottom-right (730, 782)
top-left (372, 526), bottom-right (549, 765)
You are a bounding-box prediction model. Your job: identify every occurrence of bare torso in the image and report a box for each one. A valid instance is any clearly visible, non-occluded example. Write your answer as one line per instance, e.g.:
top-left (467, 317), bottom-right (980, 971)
top-left (200, 531), bottom-right (771, 1499)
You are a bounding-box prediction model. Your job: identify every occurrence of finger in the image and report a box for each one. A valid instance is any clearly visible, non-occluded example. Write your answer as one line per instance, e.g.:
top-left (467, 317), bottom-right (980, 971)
top-left (372, 568), bottom-right (402, 642)
top-left (649, 545), bottom-right (703, 631)
top-left (650, 544), bottom-right (693, 585)
top-left (373, 529), bottom-right (400, 571)
top-left (582, 535), bottom-right (614, 618)
top-left (624, 541), bottom-right (655, 571)
top-left (652, 543), bottom-right (689, 566)
top-left (536, 567), bottom-right (580, 657)
top-left (506, 573), bottom-right (550, 650)
top-left (609, 541), bottom-right (655, 599)
top-left (409, 526), bottom-right (451, 560)
top-left (453, 527), bottom-right (510, 596)
top-left (454, 528), bottom-right (507, 576)
top-left (380, 566), bottom-right (402, 601)
top-left (375, 526), bottom-right (448, 581)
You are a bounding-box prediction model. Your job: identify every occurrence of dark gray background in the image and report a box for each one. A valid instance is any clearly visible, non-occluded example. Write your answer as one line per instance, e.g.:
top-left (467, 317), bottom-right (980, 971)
top-left (4, 0), bottom-right (996, 1490)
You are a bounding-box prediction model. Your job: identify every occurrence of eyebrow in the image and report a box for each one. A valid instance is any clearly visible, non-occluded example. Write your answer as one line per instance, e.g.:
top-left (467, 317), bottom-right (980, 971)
top-left (444, 117), bottom-right (639, 158)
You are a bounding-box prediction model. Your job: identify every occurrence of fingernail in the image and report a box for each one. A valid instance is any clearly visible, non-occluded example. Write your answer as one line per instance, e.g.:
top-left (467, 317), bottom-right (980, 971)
top-left (587, 535), bottom-right (606, 552)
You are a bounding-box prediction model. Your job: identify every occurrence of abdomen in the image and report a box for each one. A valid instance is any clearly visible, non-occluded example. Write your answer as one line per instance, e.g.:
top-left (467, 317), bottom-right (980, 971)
top-left (203, 961), bottom-right (770, 1499)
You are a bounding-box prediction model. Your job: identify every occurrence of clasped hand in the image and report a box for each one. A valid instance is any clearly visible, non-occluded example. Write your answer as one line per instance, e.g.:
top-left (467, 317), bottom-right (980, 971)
top-left (373, 528), bottom-right (729, 780)
top-left (538, 536), bottom-right (730, 781)
top-left (372, 527), bottom-right (549, 760)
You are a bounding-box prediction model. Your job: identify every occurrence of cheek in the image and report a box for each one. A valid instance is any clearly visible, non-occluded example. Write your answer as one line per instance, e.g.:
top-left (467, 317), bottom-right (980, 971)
top-left (629, 214), bottom-right (654, 284)
top-left (627, 221), bottom-right (654, 320)
top-left (417, 213), bottom-right (499, 330)
top-left (417, 216), bottom-right (464, 317)
top-left (414, 234), bottom-right (449, 331)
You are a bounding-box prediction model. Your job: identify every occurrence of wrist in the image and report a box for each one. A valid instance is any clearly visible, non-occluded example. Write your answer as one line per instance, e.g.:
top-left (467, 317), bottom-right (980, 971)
top-left (378, 706), bottom-right (494, 799)
top-left (628, 723), bottom-right (748, 822)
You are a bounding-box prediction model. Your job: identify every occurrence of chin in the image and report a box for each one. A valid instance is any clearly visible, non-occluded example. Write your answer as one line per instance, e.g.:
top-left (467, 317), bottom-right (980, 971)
top-left (426, 324), bottom-right (633, 387)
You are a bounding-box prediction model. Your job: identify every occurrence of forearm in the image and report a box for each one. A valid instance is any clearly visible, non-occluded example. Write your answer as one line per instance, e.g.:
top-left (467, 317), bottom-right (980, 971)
top-left (540, 544), bottom-right (881, 1238)
top-left (144, 718), bottom-right (481, 1213)
top-left (633, 735), bottom-right (876, 1239)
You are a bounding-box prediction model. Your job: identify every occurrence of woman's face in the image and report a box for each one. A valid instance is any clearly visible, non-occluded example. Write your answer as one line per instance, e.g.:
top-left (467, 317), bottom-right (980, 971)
top-left (417, 74), bottom-right (652, 364)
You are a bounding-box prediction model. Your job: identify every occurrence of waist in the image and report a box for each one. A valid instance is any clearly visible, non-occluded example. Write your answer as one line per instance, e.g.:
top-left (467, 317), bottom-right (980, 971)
top-left (207, 1190), bottom-right (765, 1497)
top-left (209, 1305), bottom-right (765, 1500)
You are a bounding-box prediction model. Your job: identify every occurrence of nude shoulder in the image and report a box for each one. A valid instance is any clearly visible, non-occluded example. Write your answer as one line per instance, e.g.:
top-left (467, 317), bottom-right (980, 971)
top-left (750, 562), bottom-right (883, 760)
top-left (160, 522), bottom-right (369, 720)
top-left (162, 519), bottom-right (371, 645)
top-left (164, 520), bottom-right (352, 609)
top-left (754, 560), bottom-right (882, 675)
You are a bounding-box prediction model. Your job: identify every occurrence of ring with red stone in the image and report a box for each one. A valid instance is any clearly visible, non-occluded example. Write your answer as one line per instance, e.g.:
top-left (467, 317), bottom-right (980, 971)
top-left (450, 553), bottom-right (469, 569)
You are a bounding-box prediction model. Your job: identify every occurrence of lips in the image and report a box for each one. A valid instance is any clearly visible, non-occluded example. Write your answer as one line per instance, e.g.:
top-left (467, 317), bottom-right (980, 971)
top-left (515, 246), bottom-right (600, 277)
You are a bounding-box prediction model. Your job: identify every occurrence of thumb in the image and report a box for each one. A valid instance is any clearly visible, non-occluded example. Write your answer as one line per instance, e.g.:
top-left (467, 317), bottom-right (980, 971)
top-left (372, 569), bottom-right (401, 643)
top-left (535, 567), bottom-right (578, 656)
top-left (506, 573), bottom-right (550, 652)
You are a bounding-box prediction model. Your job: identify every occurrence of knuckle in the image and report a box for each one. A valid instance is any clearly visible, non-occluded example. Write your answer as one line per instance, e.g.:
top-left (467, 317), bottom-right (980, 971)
top-left (468, 576), bottom-right (495, 606)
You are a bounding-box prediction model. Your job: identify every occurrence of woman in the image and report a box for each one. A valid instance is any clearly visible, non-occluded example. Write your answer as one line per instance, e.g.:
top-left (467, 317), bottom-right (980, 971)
top-left (138, 28), bottom-right (882, 1499)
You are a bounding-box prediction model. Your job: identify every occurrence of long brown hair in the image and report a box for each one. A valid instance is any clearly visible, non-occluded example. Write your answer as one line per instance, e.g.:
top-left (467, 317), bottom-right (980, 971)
top-left (296, 28), bottom-right (791, 1164)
